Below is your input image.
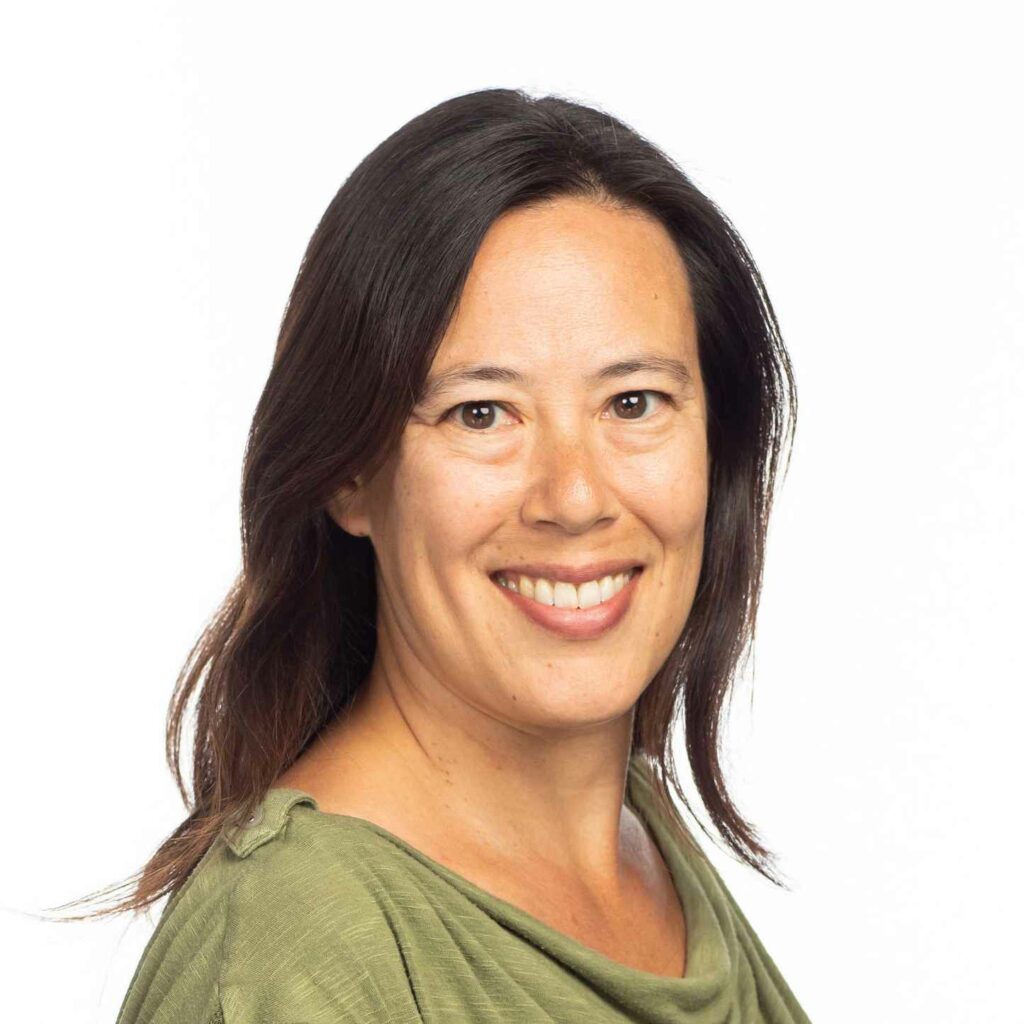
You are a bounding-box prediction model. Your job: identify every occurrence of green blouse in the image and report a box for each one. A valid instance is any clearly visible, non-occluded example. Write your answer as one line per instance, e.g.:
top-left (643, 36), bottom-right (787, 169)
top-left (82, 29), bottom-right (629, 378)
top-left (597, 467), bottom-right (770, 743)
top-left (116, 755), bottom-right (812, 1023)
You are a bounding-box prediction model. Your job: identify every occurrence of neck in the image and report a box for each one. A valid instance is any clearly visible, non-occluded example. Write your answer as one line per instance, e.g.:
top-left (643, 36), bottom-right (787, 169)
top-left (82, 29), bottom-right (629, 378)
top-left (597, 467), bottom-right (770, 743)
top-left (294, 656), bottom-right (642, 893)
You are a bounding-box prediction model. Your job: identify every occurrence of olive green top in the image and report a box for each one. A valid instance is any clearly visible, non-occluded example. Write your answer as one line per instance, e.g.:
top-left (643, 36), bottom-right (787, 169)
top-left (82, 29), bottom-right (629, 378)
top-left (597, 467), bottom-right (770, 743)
top-left (116, 755), bottom-right (812, 1023)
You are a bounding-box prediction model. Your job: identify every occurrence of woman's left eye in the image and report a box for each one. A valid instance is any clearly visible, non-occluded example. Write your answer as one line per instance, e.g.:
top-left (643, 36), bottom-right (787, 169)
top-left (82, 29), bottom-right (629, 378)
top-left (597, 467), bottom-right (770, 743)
top-left (441, 390), bottom-right (672, 432)
top-left (605, 390), bottom-right (672, 421)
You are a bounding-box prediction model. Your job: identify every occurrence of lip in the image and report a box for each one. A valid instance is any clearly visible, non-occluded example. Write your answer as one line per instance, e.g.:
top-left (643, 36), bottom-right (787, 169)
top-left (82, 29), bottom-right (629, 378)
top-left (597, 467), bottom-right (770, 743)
top-left (489, 560), bottom-right (644, 586)
top-left (490, 566), bottom-right (643, 641)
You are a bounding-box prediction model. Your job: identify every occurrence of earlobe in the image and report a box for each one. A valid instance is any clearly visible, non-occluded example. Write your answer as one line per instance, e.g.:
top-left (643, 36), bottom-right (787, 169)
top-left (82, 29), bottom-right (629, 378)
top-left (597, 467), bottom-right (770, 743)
top-left (326, 478), bottom-right (370, 538)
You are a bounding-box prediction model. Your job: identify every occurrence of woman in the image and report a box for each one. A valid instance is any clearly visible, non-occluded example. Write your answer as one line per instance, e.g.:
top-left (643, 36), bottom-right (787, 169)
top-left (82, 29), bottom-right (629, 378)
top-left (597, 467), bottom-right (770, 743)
top-left (69, 88), bottom-right (810, 1022)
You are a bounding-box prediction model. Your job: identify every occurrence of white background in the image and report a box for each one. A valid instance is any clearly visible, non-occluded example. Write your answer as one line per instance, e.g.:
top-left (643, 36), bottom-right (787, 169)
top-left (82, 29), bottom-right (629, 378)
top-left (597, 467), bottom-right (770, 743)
top-left (2, 2), bottom-right (1021, 1021)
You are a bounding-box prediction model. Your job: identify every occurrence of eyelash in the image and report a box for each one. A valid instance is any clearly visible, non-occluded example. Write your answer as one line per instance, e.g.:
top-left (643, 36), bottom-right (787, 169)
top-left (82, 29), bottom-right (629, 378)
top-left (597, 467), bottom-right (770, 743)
top-left (440, 390), bottom-right (674, 432)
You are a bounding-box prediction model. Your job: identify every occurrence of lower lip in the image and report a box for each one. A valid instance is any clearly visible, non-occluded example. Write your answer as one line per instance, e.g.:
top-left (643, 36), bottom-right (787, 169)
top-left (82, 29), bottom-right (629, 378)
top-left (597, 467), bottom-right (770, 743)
top-left (490, 569), bottom-right (643, 640)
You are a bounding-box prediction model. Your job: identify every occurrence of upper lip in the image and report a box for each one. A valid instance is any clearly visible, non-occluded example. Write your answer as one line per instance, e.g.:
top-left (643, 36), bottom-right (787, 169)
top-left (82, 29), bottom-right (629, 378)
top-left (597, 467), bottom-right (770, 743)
top-left (491, 560), bottom-right (644, 585)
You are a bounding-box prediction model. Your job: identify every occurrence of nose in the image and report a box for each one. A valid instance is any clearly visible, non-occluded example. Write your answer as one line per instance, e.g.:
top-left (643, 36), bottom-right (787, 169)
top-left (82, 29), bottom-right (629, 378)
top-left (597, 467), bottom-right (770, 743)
top-left (520, 420), bottom-right (618, 534)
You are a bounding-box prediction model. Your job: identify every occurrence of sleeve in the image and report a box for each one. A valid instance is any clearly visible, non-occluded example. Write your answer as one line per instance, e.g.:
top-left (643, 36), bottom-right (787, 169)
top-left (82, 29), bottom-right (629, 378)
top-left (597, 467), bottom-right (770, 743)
top-left (216, 853), bottom-right (425, 1024)
top-left (117, 821), bottom-right (426, 1024)
top-left (113, 895), bottom-right (227, 1024)
top-left (116, 883), bottom-right (423, 1024)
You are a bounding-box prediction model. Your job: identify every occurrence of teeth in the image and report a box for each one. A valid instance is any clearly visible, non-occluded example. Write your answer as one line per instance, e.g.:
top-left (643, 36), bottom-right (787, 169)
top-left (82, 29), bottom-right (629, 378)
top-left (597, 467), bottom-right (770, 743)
top-left (495, 568), bottom-right (638, 609)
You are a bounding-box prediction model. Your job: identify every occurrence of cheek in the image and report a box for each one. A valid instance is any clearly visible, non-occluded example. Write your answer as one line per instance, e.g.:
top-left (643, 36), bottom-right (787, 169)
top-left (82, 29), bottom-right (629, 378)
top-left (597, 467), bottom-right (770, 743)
top-left (622, 443), bottom-right (708, 541)
top-left (387, 445), bottom-right (503, 561)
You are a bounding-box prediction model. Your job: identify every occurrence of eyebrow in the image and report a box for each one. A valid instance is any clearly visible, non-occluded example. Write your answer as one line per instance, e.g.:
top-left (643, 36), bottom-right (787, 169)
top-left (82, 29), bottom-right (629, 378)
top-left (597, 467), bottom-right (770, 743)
top-left (417, 354), bottom-right (696, 406)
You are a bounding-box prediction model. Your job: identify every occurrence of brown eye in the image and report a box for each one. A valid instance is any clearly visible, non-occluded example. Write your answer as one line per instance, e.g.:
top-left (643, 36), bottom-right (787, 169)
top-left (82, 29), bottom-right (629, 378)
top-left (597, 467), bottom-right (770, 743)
top-left (611, 390), bottom-right (669, 420)
top-left (460, 401), bottom-right (496, 429)
top-left (445, 400), bottom-right (512, 431)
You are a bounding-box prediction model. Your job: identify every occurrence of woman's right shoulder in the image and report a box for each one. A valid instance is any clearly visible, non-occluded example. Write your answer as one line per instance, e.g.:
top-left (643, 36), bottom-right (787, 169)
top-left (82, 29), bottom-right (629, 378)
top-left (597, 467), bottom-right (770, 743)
top-left (115, 789), bottom-right (423, 1024)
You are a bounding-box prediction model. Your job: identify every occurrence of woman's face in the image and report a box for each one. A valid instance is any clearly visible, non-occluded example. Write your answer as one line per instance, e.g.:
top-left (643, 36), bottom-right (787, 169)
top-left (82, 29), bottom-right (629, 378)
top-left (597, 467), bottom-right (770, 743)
top-left (332, 196), bottom-right (709, 732)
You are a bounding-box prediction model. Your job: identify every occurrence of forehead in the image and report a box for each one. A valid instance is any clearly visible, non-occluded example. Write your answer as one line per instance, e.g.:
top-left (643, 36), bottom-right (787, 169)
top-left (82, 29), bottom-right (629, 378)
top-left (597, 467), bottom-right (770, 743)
top-left (433, 197), bottom-right (697, 372)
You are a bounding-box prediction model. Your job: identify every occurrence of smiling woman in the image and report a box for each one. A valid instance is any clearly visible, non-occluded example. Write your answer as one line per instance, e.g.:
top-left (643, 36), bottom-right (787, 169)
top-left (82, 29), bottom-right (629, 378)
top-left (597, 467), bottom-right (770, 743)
top-left (51, 88), bottom-right (808, 1022)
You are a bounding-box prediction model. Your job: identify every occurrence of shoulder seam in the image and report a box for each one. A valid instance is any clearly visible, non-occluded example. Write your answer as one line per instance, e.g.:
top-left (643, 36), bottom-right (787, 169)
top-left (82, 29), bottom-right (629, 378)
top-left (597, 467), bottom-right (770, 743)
top-left (222, 789), bottom-right (318, 858)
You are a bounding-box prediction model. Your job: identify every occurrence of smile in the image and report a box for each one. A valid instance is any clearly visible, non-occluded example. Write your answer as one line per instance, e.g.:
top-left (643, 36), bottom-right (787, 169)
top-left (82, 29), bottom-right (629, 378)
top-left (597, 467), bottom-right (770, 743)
top-left (489, 567), bottom-right (644, 640)
top-left (492, 567), bottom-right (641, 610)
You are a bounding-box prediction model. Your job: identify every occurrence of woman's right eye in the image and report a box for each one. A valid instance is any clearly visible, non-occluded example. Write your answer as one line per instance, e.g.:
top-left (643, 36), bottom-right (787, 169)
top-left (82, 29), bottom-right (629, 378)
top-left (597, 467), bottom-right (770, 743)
top-left (441, 400), bottom-right (516, 432)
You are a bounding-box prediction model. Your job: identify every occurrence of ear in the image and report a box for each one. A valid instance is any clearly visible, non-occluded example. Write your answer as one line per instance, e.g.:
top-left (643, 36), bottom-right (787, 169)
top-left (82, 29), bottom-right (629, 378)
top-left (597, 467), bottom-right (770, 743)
top-left (326, 476), bottom-right (371, 538)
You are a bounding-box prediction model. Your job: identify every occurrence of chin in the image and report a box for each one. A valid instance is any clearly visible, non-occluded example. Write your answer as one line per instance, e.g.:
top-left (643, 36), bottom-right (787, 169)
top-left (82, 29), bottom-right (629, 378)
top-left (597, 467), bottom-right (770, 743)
top-left (496, 680), bottom-right (641, 731)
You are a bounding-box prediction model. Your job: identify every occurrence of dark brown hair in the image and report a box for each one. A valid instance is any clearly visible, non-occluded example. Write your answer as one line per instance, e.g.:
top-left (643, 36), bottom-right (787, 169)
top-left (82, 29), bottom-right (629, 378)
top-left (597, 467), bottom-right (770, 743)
top-left (48, 87), bottom-right (797, 923)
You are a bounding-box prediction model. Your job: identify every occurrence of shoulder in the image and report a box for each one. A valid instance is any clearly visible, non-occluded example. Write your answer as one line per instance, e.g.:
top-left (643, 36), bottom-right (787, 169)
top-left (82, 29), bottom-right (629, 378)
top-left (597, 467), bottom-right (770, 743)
top-left (116, 789), bottom-right (422, 1024)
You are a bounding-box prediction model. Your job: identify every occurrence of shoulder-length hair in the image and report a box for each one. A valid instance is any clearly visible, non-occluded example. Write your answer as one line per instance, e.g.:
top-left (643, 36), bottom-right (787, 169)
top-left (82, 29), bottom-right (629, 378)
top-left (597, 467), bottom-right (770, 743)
top-left (53, 87), bottom-right (796, 922)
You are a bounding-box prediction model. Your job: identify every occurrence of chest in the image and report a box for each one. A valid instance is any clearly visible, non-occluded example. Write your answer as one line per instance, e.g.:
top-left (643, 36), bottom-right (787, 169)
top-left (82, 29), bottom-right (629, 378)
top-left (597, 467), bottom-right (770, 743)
top-left (440, 848), bottom-right (688, 979)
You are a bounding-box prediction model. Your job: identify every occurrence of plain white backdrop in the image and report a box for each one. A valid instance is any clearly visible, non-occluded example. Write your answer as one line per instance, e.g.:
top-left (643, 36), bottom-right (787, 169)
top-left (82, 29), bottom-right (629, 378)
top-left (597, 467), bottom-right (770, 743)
top-left (2, 2), bottom-right (1020, 1021)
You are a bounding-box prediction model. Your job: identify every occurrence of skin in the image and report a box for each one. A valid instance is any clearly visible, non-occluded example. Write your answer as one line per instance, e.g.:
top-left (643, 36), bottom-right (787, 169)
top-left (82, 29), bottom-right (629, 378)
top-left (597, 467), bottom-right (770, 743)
top-left (276, 195), bottom-right (710, 976)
